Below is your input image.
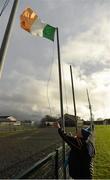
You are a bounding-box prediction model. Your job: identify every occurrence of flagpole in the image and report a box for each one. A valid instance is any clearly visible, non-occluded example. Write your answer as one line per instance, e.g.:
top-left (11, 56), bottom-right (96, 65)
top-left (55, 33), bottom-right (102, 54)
top-left (86, 89), bottom-right (94, 131)
top-left (0, 0), bottom-right (19, 77)
top-left (56, 27), bottom-right (66, 179)
top-left (70, 65), bottom-right (78, 133)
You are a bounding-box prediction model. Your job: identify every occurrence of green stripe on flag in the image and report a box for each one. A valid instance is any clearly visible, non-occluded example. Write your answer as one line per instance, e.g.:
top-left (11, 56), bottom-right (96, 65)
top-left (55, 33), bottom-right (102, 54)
top-left (43, 24), bottom-right (56, 41)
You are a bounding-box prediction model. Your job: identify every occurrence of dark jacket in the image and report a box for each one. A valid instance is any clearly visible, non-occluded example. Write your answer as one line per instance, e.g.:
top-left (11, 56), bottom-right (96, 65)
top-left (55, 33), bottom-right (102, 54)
top-left (58, 128), bottom-right (95, 179)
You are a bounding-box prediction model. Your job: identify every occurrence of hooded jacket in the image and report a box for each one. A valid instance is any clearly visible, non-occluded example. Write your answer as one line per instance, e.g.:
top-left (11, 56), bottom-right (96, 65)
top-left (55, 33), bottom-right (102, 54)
top-left (58, 128), bottom-right (95, 179)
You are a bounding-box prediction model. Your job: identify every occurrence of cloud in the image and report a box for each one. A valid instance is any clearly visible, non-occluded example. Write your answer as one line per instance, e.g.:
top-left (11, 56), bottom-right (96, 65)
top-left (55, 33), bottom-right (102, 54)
top-left (0, 55), bottom-right (110, 121)
top-left (61, 16), bottom-right (110, 73)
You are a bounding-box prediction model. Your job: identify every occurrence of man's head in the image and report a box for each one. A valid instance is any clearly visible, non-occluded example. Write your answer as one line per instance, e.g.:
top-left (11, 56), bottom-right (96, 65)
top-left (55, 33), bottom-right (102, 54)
top-left (76, 127), bottom-right (91, 140)
top-left (81, 127), bottom-right (91, 140)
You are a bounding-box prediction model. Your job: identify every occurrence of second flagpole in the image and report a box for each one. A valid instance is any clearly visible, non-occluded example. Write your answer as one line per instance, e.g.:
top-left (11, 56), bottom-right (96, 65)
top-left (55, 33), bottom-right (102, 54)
top-left (70, 65), bottom-right (78, 133)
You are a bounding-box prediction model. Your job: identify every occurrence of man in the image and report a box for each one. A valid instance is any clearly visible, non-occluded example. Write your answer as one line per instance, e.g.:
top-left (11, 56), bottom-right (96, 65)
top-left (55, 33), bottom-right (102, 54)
top-left (54, 122), bottom-right (95, 179)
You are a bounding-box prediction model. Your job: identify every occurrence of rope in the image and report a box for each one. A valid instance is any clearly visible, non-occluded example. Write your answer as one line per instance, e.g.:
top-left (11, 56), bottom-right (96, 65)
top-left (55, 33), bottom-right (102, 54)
top-left (46, 46), bottom-right (69, 117)
top-left (46, 42), bottom-right (55, 116)
top-left (46, 39), bottom-right (68, 117)
top-left (0, 0), bottom-right (10, 16)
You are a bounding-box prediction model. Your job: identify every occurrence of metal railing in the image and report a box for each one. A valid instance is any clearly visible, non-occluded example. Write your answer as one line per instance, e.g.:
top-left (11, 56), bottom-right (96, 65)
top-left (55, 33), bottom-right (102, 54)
top-left (16, 145), bottom-right (70, 179)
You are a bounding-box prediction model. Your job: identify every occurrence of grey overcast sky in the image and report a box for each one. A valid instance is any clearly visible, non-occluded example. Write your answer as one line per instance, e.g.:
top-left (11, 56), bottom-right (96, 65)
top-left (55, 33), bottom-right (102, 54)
top-left (0, 0), bottom-right (110, 121)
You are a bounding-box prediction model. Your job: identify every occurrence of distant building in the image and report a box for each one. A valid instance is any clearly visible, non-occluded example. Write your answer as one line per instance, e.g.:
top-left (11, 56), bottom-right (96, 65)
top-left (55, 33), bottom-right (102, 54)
top-left (83, 120), bottom-right (90, 126)
top-left (80, 118), bottom-right (110, 126)
top-left (40, 115), bottom-right (57, 127)
top-left (14, 121), bottom-right (21, 126)
top-left (59, 114), bottom-right (84, 127)
top-left (104, 119), bottom-right (110, 125)
top-left (21, 120), bottom-right (33, 126)
top-left (40, 114), bottom-right (84, 128)
top-left (0, 115), bottom-right (16, 125)
top-left (94, 120), bottom-right (104, 125)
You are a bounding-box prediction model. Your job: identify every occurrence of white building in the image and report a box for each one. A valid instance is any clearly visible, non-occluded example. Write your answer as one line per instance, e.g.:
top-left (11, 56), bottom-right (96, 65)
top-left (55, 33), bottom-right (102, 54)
top-left (0, 116), bottom-right (16, 125)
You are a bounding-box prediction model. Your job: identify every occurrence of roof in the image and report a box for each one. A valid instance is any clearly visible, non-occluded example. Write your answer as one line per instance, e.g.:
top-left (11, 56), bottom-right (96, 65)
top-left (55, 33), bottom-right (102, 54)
top-left (0, 116), bottom-right (16, 122)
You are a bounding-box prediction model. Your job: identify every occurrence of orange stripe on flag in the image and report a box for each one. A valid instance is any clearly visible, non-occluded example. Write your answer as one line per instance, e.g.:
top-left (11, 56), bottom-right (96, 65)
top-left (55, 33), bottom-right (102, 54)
top-left (20, 8), bottom-right (38, 32)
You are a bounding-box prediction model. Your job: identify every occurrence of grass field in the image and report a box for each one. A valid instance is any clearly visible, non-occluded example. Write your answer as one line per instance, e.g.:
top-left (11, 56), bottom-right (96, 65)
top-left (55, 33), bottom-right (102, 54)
top-left (94, 125), bottom-right (110, 179)
top-left (0, 126), bottom-right (38, 137)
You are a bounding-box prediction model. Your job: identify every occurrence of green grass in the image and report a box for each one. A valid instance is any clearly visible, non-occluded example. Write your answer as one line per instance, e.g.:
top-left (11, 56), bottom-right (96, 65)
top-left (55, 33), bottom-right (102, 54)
top-left (0, 126), bottom-right (38, 137)
top-left (94, 125), bottom-right (110, 179)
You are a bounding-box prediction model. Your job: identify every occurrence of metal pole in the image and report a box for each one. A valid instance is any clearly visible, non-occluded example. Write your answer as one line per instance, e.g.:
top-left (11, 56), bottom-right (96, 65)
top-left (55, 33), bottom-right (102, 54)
top-left (0, 0), bottom-right (19, 77)
top-left (86, 89), bottom-right (94, 131)
top-left (56, 27), bottom-right (66, 179)
top-left (70, 65), bottom-right (77, 132)
top-left (56, 28), bottom-right (64, 129)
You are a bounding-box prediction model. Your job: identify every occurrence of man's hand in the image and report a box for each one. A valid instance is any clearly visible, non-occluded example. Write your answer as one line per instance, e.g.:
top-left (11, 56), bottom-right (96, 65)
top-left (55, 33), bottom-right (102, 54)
top-left (53, 122), bottom-right (61, 128)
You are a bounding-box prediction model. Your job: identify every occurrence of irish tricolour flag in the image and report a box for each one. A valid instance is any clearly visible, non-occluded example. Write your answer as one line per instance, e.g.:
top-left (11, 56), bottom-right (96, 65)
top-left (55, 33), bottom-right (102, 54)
top-left (20, 8), bottom-right (56, 41)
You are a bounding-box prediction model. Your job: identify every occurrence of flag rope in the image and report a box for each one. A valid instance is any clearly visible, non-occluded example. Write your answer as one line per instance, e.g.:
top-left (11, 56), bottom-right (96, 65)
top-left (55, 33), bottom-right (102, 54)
top-left (46, 41), bottom-right (55, 116)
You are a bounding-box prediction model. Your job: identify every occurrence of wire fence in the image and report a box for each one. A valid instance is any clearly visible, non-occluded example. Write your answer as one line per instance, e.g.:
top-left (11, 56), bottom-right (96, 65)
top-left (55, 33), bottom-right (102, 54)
top-left (16, 145), bottom-right (70, 179)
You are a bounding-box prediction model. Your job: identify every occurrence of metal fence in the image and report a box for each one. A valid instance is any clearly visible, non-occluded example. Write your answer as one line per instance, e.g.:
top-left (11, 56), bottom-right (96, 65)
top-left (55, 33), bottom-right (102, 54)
top-left (16, 145), bottom-right (70, 179)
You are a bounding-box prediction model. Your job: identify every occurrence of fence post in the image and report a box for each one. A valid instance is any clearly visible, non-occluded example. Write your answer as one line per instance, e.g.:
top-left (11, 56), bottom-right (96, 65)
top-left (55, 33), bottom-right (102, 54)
top-left (55, 149), bottom-right (59, 179)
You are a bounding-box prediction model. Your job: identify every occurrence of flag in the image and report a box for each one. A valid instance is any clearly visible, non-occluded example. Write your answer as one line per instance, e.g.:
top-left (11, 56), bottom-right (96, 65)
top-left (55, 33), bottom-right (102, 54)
top-left (20, 8), bottom-right (56, 41)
